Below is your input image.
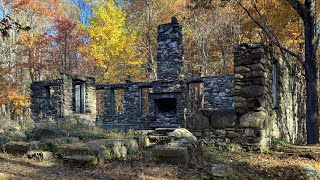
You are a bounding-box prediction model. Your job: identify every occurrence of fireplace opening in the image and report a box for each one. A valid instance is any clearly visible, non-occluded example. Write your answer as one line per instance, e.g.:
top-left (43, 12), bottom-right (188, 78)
top-left (154, 98), bottom-right (177, 123)
top-left (155, 98), bottom-right (176, 113)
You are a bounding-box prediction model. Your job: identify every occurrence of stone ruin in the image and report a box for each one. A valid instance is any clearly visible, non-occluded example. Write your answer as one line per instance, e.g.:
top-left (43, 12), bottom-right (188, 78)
top-left (30, 17), bottom-right (305, 150)
top-left (30, 75), bottom-right (96, 125)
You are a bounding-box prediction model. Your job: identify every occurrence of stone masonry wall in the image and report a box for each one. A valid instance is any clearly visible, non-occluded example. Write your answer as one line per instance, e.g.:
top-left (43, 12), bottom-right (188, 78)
top-left (233, 43), bottom-right (305, 146)
top-left (186, 44), bottom-right (274, 150)
top-left (102, 83), bottom-right (153, 129)
top-left (203, 76), bottom-right (234, 110)
top-left (187, 43), bottom-right (306, 149)
top-left (30, 75), bottom-right (96, 125)
top-left (233, 43), bottom-right (274, 148)
top-left (157, 17), bottom-right (183, 81)
top-left (233, 43), bottom-right (274, 116)
top-left (101, 81), bottom-right (186, 129)
top-left (100, 76), bottom-right (236, 130)
top-left (30, 80), bottom-right (62, 120)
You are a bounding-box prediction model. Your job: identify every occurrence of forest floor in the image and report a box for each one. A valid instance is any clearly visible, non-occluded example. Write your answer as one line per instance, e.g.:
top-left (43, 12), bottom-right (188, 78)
top-left (0, 146), bottom-right (319, 180)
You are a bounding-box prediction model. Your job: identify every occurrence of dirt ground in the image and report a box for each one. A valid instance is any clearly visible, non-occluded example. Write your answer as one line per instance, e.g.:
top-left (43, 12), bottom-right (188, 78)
top-left (0, 152), bottom-right (199, 180)
top-left (0, 147), bottom-right (319, 180)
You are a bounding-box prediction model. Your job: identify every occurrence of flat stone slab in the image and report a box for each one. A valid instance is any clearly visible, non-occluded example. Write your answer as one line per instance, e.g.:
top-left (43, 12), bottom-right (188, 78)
top-left (57, 143), bottom-right (100, 156)
top-left (63, 155), bottom-right (98, 167)
top-left (151, 146), bottom-right (189, 165)
top-left (57, 138), bottom-right (139, 163)
top-left (271, 145), bottom-right (320, 160)
top-left (5, 141), bottom-right (39, 155)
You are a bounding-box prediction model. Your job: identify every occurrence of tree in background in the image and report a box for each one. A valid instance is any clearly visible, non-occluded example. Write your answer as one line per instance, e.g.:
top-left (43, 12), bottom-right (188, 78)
top-left (85, 1), bottom-right (145, 83)
top-left (0, 0), bottom-right (62, 120)
top-left (287, 0), bottom-right (319, 144)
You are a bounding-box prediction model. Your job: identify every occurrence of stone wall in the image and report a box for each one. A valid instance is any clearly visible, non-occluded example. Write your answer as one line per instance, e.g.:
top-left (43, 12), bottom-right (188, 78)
top-left (99, 76), bottom-right (236, 129)
top-left (232, 43), bottom-right (275, 148)
top-left (157, 17), bottom-right (184, 81)
top-left (186, 43), bottom-right (306, 150)
top-left (203, 76), bottom-right (234, 110)
top-left (233, 43), bottom-right (305, 146)
top-left (101, 82), bottom-right (151, 129)
top-left (270, 57), bottom-right (306, 144)
top-left (233, 43), bottom-right (274, 115)
top-left (29, 17), bottom-right (306, 148)
top-left (30, 75), bottom-right (96, 125)
top-left (30, 80), bottom-right (62, 119)
top-left (101, 80), bottom-right (186, 129)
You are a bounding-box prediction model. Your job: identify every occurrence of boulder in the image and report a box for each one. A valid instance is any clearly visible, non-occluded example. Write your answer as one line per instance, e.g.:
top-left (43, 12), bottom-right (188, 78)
top-left (110, 141), bottom-right (127, 159)
top-left (18, 132), bottom-right (28, 141)
top-left (38, 137), bottom-right (80, 152)
top-left (210, 109), bottom-right (237, 129)
top-left (304, 164), bottom-right (320, 179)
top-left (63, 155), bottom-right (98, 167)
top-left (201, 109), bottom-right (214, 118)
top-left (5, 141), bottom-right (39, 154)
top-left (211, 164), bottom-right (228, 178)
top-left (88, 138), bottom-right (139, 158)
top-left (239, 111), bottom-right (267, 129)
top-left (168, 128), bottom-right (197, 142)
top-left (240, 85), bottom-right (265, 98)
top-left (56, 143), bottom-right (104, 157)
top-left (57, 138), bottom-right (139, 163)
top-left (151, 146), bottom-right (189, 165)
top-left (3, 131), bottom-right (28, 142)
top-left (186, 111), bottom-right (210, 130)
top-left (167, 138), bottom-right (196, 150)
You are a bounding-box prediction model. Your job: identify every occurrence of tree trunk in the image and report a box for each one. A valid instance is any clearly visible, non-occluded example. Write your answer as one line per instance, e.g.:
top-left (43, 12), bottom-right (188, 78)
top-left (304, 2), bottom-right (319, 144)
top-left (199, 36), bottom-right (207, 76)
top-left (146, 0), bottom-right (156, 81)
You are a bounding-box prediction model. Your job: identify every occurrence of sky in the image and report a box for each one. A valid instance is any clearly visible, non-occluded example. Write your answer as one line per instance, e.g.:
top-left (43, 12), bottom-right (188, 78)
top-left (0, 0), bottom-right (92, 26)
top-left (70, 0), bottom-right (92, 26)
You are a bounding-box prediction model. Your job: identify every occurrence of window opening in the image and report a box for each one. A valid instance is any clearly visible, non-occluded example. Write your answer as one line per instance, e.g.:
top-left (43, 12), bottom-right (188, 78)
top-left (139, 88), bottom-right (151, 114)
top-left (96, 89), bottom-right (105, 116)
top-left (112, 88), bottom-right (124, 114)
top-left (188, 82), bottom-right (204, 113)
top-left (44, 86), bottom-right (55, 116)
top-left (75, 82), bottom-right (85, 113)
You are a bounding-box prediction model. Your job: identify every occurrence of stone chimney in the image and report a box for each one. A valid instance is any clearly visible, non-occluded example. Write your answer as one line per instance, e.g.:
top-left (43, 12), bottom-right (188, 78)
top-left (156, 17), bottom-right (184, 81)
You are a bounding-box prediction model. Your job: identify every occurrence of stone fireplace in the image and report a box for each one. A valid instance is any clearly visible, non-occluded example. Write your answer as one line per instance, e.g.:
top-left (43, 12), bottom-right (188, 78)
top-left (150, 93), bottom-right (180, 126)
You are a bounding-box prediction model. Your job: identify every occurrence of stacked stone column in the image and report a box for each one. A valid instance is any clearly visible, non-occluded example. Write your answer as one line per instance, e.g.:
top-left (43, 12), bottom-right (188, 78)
top-left (157, 17), bottom-right (184, 81)
top-left (234, 43), bottom-right (274, 115)
top-left (233, 43), bottom-right (275, 149)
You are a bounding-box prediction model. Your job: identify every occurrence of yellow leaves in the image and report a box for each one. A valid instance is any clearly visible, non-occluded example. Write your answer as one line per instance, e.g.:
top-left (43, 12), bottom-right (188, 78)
top-left (8, 92), bottom-right (30, 108)
top-left (6, 91), bottom-right (30, 116)
top-left (85, 1), bottom-right (145, 84)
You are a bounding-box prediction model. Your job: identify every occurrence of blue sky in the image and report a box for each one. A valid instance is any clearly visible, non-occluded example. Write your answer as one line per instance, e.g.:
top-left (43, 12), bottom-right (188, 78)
top-left (0, 0), bottom-right (92, 26)
top-left (0, 10), bottom-right (3, 19)
top-left (70, 0), bottom-right (92, 26)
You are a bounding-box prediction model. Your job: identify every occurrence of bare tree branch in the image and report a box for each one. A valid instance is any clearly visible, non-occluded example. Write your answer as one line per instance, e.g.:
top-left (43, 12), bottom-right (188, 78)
top-left (0, 15), bottom-right (31, 37)
top-left (286, 0), bottom-right (306, 19)
top-left (237, 0), bottom-right (304, 66)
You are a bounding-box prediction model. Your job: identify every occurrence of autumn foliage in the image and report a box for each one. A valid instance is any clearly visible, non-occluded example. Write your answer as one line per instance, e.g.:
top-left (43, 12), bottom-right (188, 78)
top-left (0, 0), bottom-right (319, 121)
